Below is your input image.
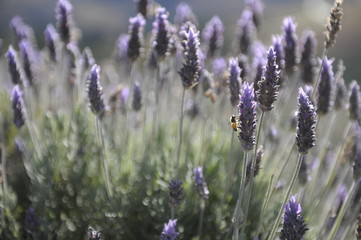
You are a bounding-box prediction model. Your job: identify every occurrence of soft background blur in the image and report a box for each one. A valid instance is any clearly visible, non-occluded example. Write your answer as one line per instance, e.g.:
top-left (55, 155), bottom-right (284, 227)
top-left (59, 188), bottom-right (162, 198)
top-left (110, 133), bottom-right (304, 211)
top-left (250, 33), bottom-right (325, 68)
top-left (0, 0), bottom-right (360, 81)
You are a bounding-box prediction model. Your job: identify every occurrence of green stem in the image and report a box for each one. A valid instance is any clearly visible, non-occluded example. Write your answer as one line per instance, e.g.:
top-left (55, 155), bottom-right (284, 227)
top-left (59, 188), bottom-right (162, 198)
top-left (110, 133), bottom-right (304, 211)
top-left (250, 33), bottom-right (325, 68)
top-left (233, 151), bottom-right (248, 240)
top-left (175, 88), bottom-right (186, 173)
top-left (327, 180), bottom-right (357, 240)
top-left (224, 131), bottom-right (236, 201)
top-left (240, 111), bottom-right (265, 238)
top-left (198, 199), bottom-right (205, 239)
top-left (267, 153), bottom-right (304, 240)
top-left (96, 117), bottom-right (113, 198)
top-left (255, 174), bottom-right (275, 238)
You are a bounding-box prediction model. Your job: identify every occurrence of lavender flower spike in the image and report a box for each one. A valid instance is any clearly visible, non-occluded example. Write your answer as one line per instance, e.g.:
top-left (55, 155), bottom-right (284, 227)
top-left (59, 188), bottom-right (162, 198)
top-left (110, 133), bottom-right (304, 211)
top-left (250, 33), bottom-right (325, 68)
top-left (282, 17), bottom-right (298, 75)
top-left (245, 0), bottom-right (264, 29)
top-left (11, 85), bottom-right (25, 129)
top-left (174, 3), bottom-right (198, 26)
top-left (229, 58), bottom-right (241, 107)
top-left (127, 14), bottom-right (146, 61)
top-left (5, 45), bottom-right (22, 85)
top-left (178, 27), bottom-right (201, 89)
top-left (132, 81), bottom-right (142, 111)
top-left (87, 65), bottom-right (105, 116)
top-left (238, 82), bottom-right (257, 151)
top-left (169, 180), bottom-right (183, 208)
top-left (56, 0), bottom-right (73, 44)
top-left (236, 10), bottom-right (255, 54)
top-left (316, 57), bottom-right (334, 115)
top-left (19, 39), bottom-right (35, 85)
top-left (257, 47), bottom-right (280, 112)
top-left (160, 219), bottom-right (179, 240)
top-left (349, 80), bottom-right (361, 122)
top-left (152, 7), bottom-right (170, 61)
top-left (194, 166), bottom-right (209, 199)
top-left (325, 0), bottom-right (343, 49)
top-left (300, 30), bottom-right (317, 85)
top-left (334, 60), bottom-right (347, 110)
top-left (272, 35), bottom-right (285, 87)
top-left (296, 88), bottom-right (317, 154)
top-left (202, 16), bottom-right (224, 58)
top-left (280, 195), bottom-right (308, 240)
top-left (44, 24), bottom-right (59, 62)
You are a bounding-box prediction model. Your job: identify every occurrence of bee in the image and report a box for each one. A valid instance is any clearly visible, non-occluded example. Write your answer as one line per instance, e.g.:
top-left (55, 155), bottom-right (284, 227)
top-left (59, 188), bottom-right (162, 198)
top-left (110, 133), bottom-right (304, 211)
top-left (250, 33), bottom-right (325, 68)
top-left (230, 115), bottom-right (237, 132)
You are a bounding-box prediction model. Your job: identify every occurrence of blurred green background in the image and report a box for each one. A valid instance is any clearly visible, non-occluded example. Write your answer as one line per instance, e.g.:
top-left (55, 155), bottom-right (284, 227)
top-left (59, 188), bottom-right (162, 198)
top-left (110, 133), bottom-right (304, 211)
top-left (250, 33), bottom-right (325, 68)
top-left (0, 0), bottom-right (360, 81)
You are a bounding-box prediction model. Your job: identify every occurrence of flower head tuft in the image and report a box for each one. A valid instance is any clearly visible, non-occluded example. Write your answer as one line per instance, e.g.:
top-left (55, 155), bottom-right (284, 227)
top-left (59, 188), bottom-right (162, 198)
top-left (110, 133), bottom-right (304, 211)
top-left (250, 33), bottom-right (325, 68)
top-left (296, 87), bottom-right (317, 154)
top-left (11, 85), bottom-right (25, 129)
top-left (87, 65), bottom-right (105, 116)
top-left (193, 166), bottom-right (209, 199)
top-left (316, 57), bottom-right (335, 115)
top-left (127, 14), bottom-right (146, 61)
top-left (160, 219), bottom-right (179, 240)
top-left (56, 0), bottom-right (73, 44)
top-left (282, 17), bottom-right (298, 75)
top-left (5, 45), bottom-right (22, 85)
top-left (169, 180), bottom-right (183, 209)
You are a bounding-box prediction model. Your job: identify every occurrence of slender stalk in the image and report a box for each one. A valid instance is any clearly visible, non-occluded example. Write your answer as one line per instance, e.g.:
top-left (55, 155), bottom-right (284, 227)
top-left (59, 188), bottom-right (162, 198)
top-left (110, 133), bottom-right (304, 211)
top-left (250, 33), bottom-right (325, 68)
top-left (198, 199), bottom-right (205, 239)
top-left (171, 207), bottom-right (175, 220)
top-left (175, 88), bottom-right (186, 172)
top-left (255, 174), bottom-right (275, 238)
top-left (96, 117), bottom-right (113, 198)
top-left (240, 111), bottom-right (265, 238)
top-left (233, 151), bottom-right (248, 240)
top-left (224, 131), bottom-right (236, 200)
top-left (327, 180), bottom-right (358, 240)
top-left (1, 136), bottom-right (7, 195)
top-left (267, 153), bottom-right (304, 240)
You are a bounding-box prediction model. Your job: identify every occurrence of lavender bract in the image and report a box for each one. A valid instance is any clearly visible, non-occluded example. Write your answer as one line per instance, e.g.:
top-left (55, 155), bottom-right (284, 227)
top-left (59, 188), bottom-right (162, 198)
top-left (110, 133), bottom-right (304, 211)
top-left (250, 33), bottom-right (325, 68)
top-left (256, 47), bottom-right (280, 112)
top-left (280, 195), bottom-right (308, 240)
top-left (296, 88), bottom-right (317, 154)
top-left (316, 57), bottom-right (334, 115)
top-left (229, 58), bottom-right (241, 107)
top-left (282, 17), bottom-right (298, 75)
top-left (160, 219), bottom-right (179, 240)
top-left (127, 14), bottom-right (145, 61)
top-left (300, 30), bottom-right (317, 85)
top-left (6, 46), bottom-right (22, 85)
top-left (178, 28), bottom-right (201, 89)
top-left (87, 65), bottom-right (105, 116)
top-left (11, 85), bottom-right (25, 129)
top-left (193, 166), bottom-right (209, 199)
top-left (238, 82), bottom-right (257, 151)
top-left (202, 16), bottom-right (224, 58)
top-left (174, 3), bottom-right (198, 26)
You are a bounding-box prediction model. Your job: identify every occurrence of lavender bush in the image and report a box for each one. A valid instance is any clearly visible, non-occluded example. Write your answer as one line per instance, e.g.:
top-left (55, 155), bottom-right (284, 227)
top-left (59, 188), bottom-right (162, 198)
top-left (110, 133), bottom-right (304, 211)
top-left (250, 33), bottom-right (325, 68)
top-left (1, 0), bottom-right (360, 239)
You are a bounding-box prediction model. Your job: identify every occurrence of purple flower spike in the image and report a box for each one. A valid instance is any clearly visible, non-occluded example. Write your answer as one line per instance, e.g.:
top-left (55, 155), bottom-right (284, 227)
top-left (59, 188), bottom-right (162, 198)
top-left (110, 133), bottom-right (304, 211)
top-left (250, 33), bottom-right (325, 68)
top-left (245, 0), bottom-right (264, 29)
top-left (160, 219), bottom-right (179, 240)
top-left (132, 81), bottom-right (142, 111)
top-left (174, 2), bottom-right (198, 26)
top-left (128, 14), bottom-right (146, 61)
top-left (296, 88), bottom-right (317, 154)
top-left (193, 166), bottom-right (209, 199)
top-left (11, 86), bottom-right (25, 129)
top-left (6, 45), bottom-right (22, 85)
top-left (317, 57), bottom-right (334, 115)
top-left (152, 7), bottom-right (170, 61)
top-left (44, 24), bottom-right (59, 62)
top-left (87, 65), bottom-right (105, 116)
top-left (169, 180), bottom-right (183, 208)
top-left (282, 17), bottom-right (298, 75)
top-left (349, 81), bottom-right (361, 122)
top-left (202, 16), bottom-right (224, 58)
top-left (272, 35), bottom-right (285, 86)
top-left (178, 27), bottom-right (201, 89)
top-left (19, 39), bottom-right (36, 85)
top-left (56, 0), bottom-right (73, 44)
top-left (236, 10), bottom-right (256, 54)
top-left (237, 54), bottom-right (250, 81)
top-left (280, 195), bottom-right (308, 240)
top-left (252, 46), bottom-right (266, 95)
top-left (257, 47), bottom-right (280, 112)
top-left (229, 58), bottom-right (241, 107)
top-left (300, 30), bottom-right (317, 85)
top-left (238, 82), bottom-right (257, 151)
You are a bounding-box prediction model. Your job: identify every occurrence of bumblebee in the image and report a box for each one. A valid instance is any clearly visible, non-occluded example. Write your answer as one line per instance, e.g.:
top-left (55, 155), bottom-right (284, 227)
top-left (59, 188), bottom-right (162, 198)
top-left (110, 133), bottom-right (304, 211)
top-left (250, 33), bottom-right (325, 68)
top-left (230, 115), bottom-right (237, 132)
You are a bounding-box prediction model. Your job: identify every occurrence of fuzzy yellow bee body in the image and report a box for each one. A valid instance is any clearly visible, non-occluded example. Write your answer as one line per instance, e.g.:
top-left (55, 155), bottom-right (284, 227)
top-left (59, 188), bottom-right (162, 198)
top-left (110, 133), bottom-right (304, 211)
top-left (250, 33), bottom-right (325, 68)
top-left (230, 115), bottom-right (237, 132)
